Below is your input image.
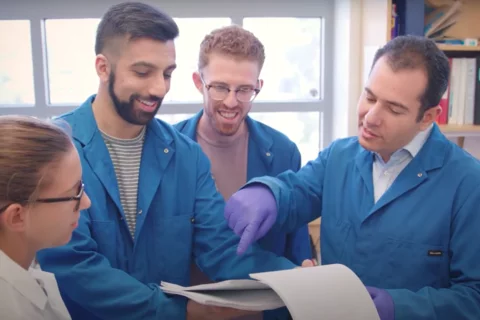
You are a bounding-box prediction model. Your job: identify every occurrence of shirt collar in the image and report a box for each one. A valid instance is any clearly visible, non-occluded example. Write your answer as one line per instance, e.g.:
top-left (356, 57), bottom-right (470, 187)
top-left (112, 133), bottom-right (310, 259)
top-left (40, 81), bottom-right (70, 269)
top-left (403, 124), bottom-right (433, 158)
top-left (374, 124), bottom-right (433, 165)
top-left (0, 250), bottom-right (47, 310)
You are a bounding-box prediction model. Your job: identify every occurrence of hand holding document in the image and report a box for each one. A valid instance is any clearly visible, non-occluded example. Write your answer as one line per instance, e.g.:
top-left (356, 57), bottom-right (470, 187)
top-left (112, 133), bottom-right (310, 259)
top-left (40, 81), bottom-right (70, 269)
top-left (161, 264), bottom-right (380, 320)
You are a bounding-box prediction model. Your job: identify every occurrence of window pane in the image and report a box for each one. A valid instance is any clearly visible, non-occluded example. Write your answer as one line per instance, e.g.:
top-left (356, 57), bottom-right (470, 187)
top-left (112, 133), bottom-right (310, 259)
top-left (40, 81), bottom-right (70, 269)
top-left (156, 113), bottom-right (194, 124)
top-left (45, 18), bottom-right (231, 105)
top-left (249, 112), bottom-right (320, 166)
top-left (243, 18), bottom-right (321, 102)
top-left (45, 19), bottom-right (100, 105)
top-left (0, 20), bottom-right (35, 105)
top-left (167, 18), bottom-right (231, 103)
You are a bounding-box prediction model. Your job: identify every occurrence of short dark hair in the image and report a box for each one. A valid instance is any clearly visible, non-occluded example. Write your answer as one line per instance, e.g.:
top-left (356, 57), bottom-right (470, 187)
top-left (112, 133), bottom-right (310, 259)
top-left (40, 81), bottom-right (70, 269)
top-left (371, 35), bottom-right (450, 120)
top-left (95, 2), bottom-right (179, 55)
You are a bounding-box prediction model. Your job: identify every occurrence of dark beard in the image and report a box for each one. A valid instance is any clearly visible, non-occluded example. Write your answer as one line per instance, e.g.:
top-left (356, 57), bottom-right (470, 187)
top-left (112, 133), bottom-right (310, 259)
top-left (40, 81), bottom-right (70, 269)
top-left (108, 71), bottom-right (163, 125)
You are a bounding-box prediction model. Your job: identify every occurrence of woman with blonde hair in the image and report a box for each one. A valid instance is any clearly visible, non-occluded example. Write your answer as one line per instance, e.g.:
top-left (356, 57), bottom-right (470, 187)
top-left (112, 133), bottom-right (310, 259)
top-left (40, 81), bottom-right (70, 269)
top-left (0, 116), bottom-right (91, 320)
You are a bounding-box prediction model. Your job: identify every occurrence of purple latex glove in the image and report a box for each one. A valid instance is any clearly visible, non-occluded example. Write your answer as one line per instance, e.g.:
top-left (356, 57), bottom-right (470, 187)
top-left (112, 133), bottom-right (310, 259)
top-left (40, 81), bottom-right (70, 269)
top-left (224, 184), bottom-right (278, 255)
top-left (366, 286), bottom-right (395, 320)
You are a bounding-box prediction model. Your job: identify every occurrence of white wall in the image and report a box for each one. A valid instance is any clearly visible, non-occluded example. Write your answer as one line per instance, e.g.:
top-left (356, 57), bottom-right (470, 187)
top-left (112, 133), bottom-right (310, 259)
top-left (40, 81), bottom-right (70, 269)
top-left (333, 0), bottom-right (480, 159)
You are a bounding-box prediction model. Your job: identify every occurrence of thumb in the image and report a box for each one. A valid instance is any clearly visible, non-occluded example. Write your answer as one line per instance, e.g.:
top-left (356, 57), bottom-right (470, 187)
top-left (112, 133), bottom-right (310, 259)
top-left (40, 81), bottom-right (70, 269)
top-left (302, 259), bottom-right (316, 267)
top-left (237, 224), bottom-right (258, 255)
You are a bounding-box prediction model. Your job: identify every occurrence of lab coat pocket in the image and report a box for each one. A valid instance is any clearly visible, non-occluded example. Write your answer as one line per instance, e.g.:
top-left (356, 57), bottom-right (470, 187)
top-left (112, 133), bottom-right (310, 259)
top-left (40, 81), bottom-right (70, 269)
top-left (154, 213), bottom-right (195, 283)
top-left (385, 239), bottom-right (448, 290)
top-left (90, 220), bottom-right (117, 265)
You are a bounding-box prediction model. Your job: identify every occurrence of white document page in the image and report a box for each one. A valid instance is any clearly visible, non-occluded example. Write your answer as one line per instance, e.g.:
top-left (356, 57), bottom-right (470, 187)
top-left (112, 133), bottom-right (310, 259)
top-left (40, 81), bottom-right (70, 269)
top-left (250, 264), bottom-right (380, 320)
top-left (161, 264), bottom-right (380, 320)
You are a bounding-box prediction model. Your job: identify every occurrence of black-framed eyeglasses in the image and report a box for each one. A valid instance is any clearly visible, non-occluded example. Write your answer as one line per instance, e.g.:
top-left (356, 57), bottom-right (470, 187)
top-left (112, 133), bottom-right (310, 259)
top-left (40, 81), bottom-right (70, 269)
top-left (0, 182), bottom-right (85, 214)
top-left (200, 74), bottom-right (260, 103)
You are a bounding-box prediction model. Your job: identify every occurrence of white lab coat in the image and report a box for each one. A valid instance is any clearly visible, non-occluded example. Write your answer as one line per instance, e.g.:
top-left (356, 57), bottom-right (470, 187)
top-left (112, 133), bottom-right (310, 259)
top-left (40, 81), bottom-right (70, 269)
top-left (0, 250), bottom-right (71, 320)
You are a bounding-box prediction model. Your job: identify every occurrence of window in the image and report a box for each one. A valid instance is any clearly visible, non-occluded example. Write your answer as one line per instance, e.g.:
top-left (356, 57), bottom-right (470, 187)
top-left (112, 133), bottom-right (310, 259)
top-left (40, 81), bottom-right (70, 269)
top-left (167, 18), bottom-right (231, 103)
top-left (249, 112), bottom-right (320, 165)
top-left (0, 20), bottom-right (35, 106)
top-left (156, 113), bottom-right (194, 125)
top-left (44, 19), bottom-right (100, 105)
top-left (44, 18), bottom-right (231, 105)
top-left (243, 18), bottom-right (322, 102)
top-left (0, 1), bottom-right (331, 151)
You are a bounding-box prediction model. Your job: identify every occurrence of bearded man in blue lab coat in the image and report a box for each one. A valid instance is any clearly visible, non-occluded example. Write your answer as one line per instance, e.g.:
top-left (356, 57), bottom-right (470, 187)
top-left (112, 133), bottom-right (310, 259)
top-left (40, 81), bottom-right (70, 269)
top-left (174, 25), bottom-right (313, 320)
top-left (224, 35), bottom-right (480, 320)
top-left (35, 3), bottom-right (310, 320)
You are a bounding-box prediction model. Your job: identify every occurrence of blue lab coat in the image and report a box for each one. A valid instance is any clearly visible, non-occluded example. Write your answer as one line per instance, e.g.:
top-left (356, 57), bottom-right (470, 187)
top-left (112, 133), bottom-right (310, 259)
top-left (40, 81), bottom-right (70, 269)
top-left (249, 124), bottom-right (480, 320)
top-left (175, 111), bottom-right (313, 265)
top-left (36, 95), bottom-right (296, 320)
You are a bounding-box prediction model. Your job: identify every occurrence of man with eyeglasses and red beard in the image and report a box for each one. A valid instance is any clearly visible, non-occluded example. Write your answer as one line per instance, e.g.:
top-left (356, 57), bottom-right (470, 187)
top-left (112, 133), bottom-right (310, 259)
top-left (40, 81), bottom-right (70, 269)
top-left (175, 25), bottom-right (313, 320)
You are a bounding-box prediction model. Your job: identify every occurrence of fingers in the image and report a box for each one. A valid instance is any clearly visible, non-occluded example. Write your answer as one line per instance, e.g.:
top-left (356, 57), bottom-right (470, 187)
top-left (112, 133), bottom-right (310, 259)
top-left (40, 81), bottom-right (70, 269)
top-left (237, 223), bottom-right (258, 255)
top-left (256, 211), bottom-right (275, 239)
top-left (301, 259), bottom-right (316, 267)
top-left (230, 214), bottom-right (246, 235)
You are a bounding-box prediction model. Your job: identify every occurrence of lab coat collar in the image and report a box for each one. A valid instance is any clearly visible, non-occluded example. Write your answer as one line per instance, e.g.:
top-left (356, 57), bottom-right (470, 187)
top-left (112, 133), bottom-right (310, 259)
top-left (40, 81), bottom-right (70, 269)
top-left (357, 123), bottom-right (445, 173)
top-left (373, 124), bottom-right (433, 166)
top-left (402, 124), bottom-right (433, 158)
top-left (357, 123), bottom-right (448, 220)
top-left (0, 250), bottom-right (47, 310)
top-left (245, 116), bottom-right (274, 179)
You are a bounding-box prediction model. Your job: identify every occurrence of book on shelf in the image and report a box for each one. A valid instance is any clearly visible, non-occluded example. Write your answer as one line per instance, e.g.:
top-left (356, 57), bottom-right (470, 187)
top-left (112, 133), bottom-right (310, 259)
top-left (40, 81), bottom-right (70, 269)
top-left (436, 56), bottom-right (480, 126)
top-left (424, 0), bottom-right (462, 39)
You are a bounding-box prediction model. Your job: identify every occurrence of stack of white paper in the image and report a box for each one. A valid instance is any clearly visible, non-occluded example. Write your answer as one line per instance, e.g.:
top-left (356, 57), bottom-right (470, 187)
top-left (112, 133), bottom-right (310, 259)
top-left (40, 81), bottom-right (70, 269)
top-left (160, 264), bottom-right (380, 320)
top-left (161, 280), bottom-right (283, 311)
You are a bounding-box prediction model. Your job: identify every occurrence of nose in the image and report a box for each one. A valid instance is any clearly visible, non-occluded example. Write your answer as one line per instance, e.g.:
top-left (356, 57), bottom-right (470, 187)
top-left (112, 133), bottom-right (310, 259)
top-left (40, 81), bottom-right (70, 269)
top-left (364, 104), bottom-right (382, 127)
top-left (80, 192), bottom-right (92, 211)
top-left (148, 77), bottom-right (167, 98)
top-left (223, 90), bottom-right (239, 108)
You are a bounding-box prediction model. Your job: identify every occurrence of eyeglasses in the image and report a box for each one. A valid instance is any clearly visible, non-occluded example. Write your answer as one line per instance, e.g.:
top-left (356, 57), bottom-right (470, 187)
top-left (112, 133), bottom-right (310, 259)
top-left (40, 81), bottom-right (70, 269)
top-left (200, 75), bottom-right (260, 103)
top-left (0, 182), bottom-right (85, 214)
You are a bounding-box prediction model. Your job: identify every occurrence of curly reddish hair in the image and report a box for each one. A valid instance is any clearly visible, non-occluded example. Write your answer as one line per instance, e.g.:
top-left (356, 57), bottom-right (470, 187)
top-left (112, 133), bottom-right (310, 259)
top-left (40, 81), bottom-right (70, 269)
top-left (198, 25), bottom-right (265, 70)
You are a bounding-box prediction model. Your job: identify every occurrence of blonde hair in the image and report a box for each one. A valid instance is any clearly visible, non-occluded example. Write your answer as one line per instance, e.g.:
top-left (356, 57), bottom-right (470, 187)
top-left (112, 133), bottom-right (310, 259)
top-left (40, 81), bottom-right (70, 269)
top-left (0, 116), bottom-right (73, 208)
top-left (198, 25), bottom-right (265, 70)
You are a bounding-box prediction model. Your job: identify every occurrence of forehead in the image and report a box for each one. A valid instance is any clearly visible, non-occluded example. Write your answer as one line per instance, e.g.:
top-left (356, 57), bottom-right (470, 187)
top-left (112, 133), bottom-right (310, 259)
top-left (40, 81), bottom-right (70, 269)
top-left (117, 37), bottom-right (176, 68)
top-left (203, 53), bottom-right (260, 86)
top-left (368, 57), bottom-right (427, 109)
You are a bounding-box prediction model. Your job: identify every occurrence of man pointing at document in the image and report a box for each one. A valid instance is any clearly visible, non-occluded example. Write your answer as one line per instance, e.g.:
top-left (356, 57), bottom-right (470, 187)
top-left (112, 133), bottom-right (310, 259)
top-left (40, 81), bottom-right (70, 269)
top-left (225, 35), bottom-right (480, 320)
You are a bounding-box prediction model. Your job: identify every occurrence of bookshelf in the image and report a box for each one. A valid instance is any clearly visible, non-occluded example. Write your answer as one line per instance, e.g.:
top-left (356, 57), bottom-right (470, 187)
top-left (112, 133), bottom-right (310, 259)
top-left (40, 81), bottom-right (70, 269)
top-left (388, 0), bottom-right (480, 148)
top-left (437, 44), bottom-right (480, 52)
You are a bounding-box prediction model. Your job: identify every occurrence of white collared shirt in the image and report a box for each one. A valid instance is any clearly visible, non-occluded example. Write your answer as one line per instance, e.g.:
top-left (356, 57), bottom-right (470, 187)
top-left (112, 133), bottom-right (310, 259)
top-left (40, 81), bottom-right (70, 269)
top-left (373, 125), bottom-right (433, 203)
top-left (0, 250), bottom-right (71, 320)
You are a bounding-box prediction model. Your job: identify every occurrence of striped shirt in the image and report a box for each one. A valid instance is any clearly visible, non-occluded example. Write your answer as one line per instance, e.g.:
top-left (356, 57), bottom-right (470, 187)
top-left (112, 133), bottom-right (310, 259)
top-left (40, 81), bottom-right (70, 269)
top-left (101, 127), bottom-right (145, 238)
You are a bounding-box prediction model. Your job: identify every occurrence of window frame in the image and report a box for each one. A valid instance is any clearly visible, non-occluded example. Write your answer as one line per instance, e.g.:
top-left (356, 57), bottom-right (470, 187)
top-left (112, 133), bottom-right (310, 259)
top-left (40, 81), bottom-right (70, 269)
top-left (1, 0), bottom-right (334, 150)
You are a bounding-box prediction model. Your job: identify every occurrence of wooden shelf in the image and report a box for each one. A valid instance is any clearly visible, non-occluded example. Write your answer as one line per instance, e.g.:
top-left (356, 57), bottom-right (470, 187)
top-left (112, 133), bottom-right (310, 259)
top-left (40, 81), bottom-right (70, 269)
top-left (438, 125), bottom-right (480, 148)
top-left (438, 124), bottom-right (480, 134)
top-left (437, 44), bottom-right (480, 52)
